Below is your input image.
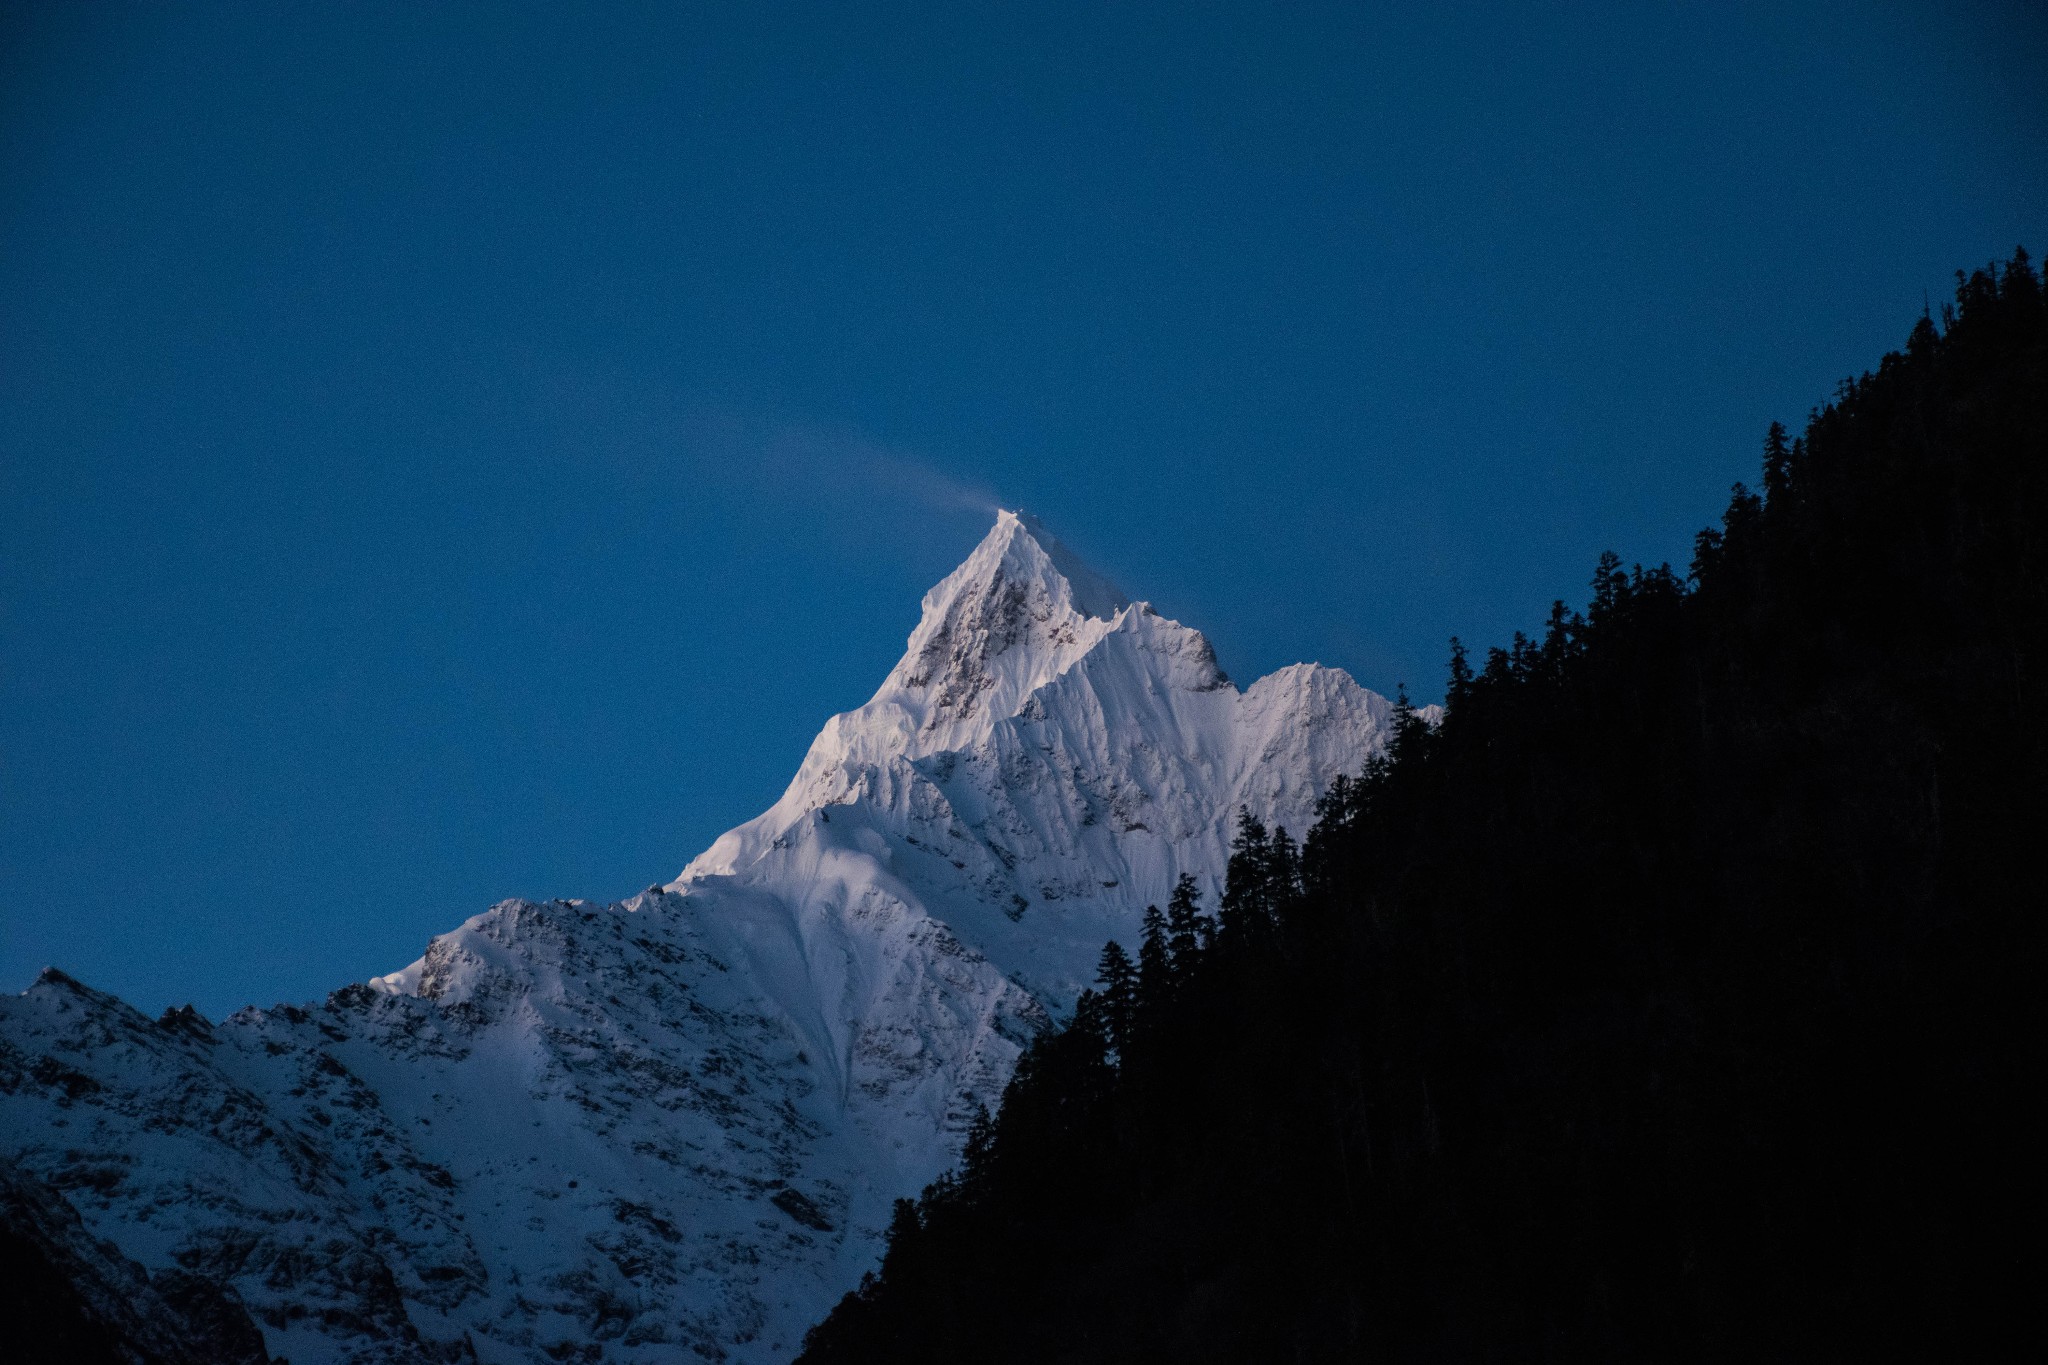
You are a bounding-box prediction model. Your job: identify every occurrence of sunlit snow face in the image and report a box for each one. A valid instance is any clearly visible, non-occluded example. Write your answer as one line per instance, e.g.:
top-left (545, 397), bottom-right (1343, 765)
top-left (0, 509), bottom-right (1403, 1365)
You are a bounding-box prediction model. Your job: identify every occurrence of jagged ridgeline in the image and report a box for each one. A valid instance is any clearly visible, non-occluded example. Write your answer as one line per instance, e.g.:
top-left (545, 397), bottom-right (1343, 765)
top-left (2, 509), bottom-right (1414, 1357)
top-left (797, 251), bottom-right (2047, 1363)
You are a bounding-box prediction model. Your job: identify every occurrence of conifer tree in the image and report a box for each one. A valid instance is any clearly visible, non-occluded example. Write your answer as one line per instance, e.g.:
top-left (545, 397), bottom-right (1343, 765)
top-left (1762, 420), bottom-right (1794, 505)
top-left (1094, 941), bottom-right (1137, 1059)
top-left (1164, 874), bottom-right (1208, 978)
top-left (1069, 986), bottom-right (1110, 1055)
top-left (959, 1103), bottom-right (996, 1195)
top-left (1447, 637), bottom-right (1474, 705)
top-left (1136, 903), bottom-right (1170, 1004)
top-left (1219, 808), bottom-right (1271, 942)
top-left (1385, 684), bottom-right (1431, 766)
top-left (876, 1196), bottom-right (922, 1281)
top-left (1267, 826), bottom-right (1300, 906)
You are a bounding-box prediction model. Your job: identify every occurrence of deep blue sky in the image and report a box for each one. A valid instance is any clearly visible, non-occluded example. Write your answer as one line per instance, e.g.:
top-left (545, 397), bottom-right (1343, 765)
top-left (3, 2), bottom-right (2041, 1016)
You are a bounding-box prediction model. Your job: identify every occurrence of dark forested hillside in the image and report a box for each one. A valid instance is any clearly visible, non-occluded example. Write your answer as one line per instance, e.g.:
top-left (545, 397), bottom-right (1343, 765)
top-left (798, 253), bottom-right (2047, 1363)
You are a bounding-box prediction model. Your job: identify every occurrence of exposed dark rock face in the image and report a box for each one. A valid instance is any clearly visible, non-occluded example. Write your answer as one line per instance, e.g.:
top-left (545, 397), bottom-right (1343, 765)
top-left (1, 1159), bottom-right (272, 1365)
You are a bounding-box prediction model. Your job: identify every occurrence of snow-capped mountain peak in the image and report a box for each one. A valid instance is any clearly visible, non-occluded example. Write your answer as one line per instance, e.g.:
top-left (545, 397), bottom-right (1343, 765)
top-left (680, 510), bottom-right (1188, 886)
top-left (889, 509), bottom-right (1129, 725)
top-left (4, 511), bottom-right (1408, 1364)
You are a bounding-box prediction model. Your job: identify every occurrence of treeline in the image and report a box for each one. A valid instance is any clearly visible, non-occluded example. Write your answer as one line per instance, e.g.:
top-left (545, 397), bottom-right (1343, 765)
top-left (798, 252), bottom-right (2046, 1362)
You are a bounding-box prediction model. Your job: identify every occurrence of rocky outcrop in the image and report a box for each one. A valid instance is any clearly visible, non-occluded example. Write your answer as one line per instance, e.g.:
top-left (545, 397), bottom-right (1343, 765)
top-left (1, 1156), bottom-right (272, 1365)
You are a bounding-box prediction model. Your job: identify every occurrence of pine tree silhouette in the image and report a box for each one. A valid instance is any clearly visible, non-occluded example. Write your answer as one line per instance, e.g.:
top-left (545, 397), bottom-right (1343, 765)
top-left (800, 253), bottom-right (2048, 1365)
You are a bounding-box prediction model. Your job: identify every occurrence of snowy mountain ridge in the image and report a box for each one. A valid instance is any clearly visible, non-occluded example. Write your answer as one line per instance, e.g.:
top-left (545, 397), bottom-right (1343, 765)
top-left (2, 513), bottom-right (1419, 1363)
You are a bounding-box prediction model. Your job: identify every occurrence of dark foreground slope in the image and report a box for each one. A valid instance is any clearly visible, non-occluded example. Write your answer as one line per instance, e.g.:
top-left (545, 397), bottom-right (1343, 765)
top-left (798, 253), bottom-right (2047, 1363)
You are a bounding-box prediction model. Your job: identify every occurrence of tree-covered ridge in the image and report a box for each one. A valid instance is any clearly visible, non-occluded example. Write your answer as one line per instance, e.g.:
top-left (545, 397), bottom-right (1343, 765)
top-left (797, 251), bottom-right (2046, 1363)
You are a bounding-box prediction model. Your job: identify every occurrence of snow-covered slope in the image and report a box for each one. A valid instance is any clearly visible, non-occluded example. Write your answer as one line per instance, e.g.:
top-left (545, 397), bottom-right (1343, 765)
top-left (1, 512), bottom-right (1415, 1363)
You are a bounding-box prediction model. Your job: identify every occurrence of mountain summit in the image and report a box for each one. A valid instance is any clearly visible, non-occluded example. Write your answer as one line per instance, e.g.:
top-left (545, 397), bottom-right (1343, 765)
top-left (878, 509), bottom-right (1138, 737)
top-left (3, 514), bottom-right (1411, 1363)
top-left (681, 511), bottom-right (1219, 887)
